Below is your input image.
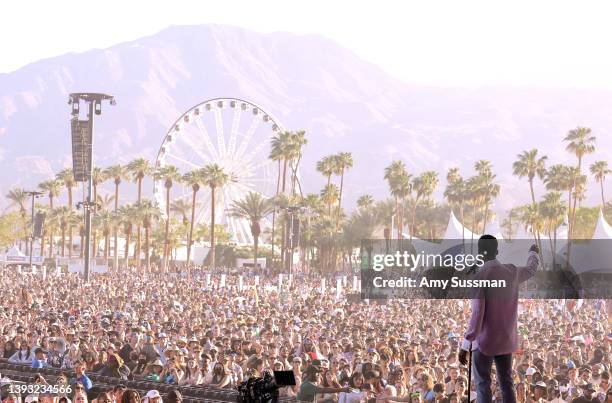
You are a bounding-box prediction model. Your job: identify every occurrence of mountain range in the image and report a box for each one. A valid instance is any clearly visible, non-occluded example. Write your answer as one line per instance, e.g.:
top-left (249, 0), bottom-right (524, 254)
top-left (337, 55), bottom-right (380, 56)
top-left (2, 24), bottom-right (612, 213)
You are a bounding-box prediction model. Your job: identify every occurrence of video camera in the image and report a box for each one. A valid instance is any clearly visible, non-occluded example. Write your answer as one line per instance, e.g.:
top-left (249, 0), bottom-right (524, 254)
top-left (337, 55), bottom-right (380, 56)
top-left (236, 370), bottom-right (295, 403)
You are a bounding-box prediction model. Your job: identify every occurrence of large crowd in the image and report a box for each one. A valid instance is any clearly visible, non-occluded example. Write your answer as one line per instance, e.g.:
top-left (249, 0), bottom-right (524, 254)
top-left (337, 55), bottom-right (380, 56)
top-left (0, 267), bottom-right (610, 403)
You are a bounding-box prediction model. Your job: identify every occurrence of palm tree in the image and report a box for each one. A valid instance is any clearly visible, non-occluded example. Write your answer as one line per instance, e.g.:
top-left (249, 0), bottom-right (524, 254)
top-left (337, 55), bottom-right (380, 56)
top-left (519, 204), bottom-right (544, 245)
top-left (202, 163), bottom-right (229, 269)
top-left (92, 194), bottom-right (115, 255)
top-left (161, 221), bottom-right (187, 266)
top-left (229, 192), bottom-right (273, 268)
top-left (96, 194), bottom-right (115, 211)
top-left (544, 164), bottom-right (572, 215)
top-left (43, 206), bottom-right (59, 258)
top-left (501, 208), bottom-right (520, 241)
top-left (270, 131), bottom-right (293, 193)
top-left (104, 164), bottom-right (128, 266)
top-left (513, 149), bottom-right (548, 207)
top-left (465, 176), bottom-right (481, 241)
top-left (6, 188), bottom-right (28, 251)
top-left (127, 158), bottom-right (152, 201)
top-left (512, 150), bottom-right (546, 249)
top-left (170, 199), bottom-right (191, 226)
top-left (320, 184), bottom-right (340, 213)
top-left (342, 208), bottom-right (381, 269)
top-left (57, 169), bottom-right (76, 257)
top-left (56, 168), bottom-right (75, 207)
top-left (317, 155), bottom-right (336, 189)
top-left (91, 193), bottom-right (114, 257)
top-left (393, 174), bottom-right (412, 238)
top-left (410, 171), bottom-right (438, 239)
top-left (136, 199), bottom-right (161, 274)
top-left (269, 132), bottom-right (300, 262)
top-left (92, 210), bottom-right (115, 259)
top-left (357, 194), bottom-right (375, 211)
top-left (50, 206), bottom-right (79, 257)
top-left (118, 204), bottom-right (137, 269)
top-left (88, 167), bottom-right (108, 256)
top-left (127, 158), bottom-right (153, 269)
top-left (478, 170), bottom-right (500, 233)
top-left (288, 130), bottom-right (308, 195)
top-left (333, 152), bottom-right (353, 225)
top-left (182, 170), bottom-right (204, 268)
top-left (384, 161), bottom-right (410, 238)
top-left (91, 167), bottom-right (108, 208)
top-left (154, 165), bottom-right (182, 272)
top-left (312, 216), bottom-right (338, 273)
top-left (472, 161), bottom-right (495, 232)
top-left (270, 132), bottom-right (304, 271)
top-left (564, 126), bottom-right (596, 239)
top-left (299, 193), bottom-right (324, 270)
top-left (39, 179), bottom-right (63, 209)
top-left (540, 191), bottom-right (566, 267)
top-left (444, 168), bottom-right (466, 240)
top-left (375, 199), bottom-right (396, 241)
top-left (77, 213), bottom-right (85, 258)
top-left (590, 160), bottom-right (610, 207)
top-left (269, 139), bottom-right (284, 270)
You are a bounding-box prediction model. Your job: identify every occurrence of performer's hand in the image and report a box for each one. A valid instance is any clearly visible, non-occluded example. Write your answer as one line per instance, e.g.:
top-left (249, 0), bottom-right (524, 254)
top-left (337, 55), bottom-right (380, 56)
top-left (458, 349), bottom-right (468, 366)
top-left (529, 244), bottom-right (539, 254)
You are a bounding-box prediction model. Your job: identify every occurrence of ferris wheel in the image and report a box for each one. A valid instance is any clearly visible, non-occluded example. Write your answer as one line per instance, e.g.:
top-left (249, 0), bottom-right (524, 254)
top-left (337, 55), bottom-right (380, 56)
top-left (154, 97), bottom-right (284, 245)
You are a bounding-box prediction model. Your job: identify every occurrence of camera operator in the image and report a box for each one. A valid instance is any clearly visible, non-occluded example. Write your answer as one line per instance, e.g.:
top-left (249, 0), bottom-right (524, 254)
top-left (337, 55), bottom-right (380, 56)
top-left (297, 365), bottom-right (352, 402)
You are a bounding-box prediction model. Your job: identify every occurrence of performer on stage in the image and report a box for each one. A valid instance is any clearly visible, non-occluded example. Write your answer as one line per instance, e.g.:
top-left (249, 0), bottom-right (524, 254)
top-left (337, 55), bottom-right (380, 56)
top-left (459, 235), bottom-right (540, 403)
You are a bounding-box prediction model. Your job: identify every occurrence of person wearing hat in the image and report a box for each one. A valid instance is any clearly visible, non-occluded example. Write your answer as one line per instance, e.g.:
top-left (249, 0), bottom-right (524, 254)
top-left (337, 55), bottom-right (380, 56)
top-left (459, 237), bottom-right (540, 403)
top-left (47, 337), bottom-right (68, 369)
top-left (145, 359), bottom-right (165, 382)
top-left (296, 365), bottom-right (351, 402)
top-left (530, 381), bottom-right (548, 402)
top-left (144, 390), bottom-right (162, 403)
top-left (525, 367), bottom-right (537, 384)
top-left (31, 348), bottom-right (47, 369)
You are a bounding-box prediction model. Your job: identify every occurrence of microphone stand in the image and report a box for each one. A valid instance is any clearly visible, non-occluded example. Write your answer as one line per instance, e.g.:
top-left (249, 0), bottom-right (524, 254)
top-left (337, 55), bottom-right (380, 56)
top-left (467, 342), bottom-right (473, 402)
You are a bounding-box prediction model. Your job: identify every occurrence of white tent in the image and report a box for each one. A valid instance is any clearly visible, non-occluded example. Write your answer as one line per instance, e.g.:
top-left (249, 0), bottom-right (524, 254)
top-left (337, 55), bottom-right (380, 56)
top-left (401, 232), bottom-right (439, 254)
top-left (443, 211), bottom-right (480, 240)
top-left (436, 211), bottom-right (480, 256)
top-left (3, 245), bottom-right (43, 265)
top-left (483, 219), bottom-right (504, 240)
top-left (555, 223), bottom-right (569, 240)
top-left (592, 210), bottom-right (612, 239)
top-left (6, 246), bottom-right (25, 257)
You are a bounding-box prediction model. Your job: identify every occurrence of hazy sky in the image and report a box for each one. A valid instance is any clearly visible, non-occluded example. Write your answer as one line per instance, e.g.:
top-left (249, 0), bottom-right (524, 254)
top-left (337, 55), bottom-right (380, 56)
top-left (2, 0), bottom-right (612, 88)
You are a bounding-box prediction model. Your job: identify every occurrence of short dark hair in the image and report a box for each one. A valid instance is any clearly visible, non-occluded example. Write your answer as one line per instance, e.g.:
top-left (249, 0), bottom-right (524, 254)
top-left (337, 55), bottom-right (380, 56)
top-left (478, 235), bottom-right (498, 259)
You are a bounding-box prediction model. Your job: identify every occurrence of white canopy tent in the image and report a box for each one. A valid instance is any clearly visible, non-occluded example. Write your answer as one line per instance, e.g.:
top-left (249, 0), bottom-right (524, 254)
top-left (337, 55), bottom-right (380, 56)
top-left (3, 245), bottom-right (44, 265)
top-left (443, 211), bottom-right (480, 241)
top-left (592, 210), bottom-right (612, 239)
top-left (483, 218), bottom-right (504, 240)
top-left (401, 231), bottom-right (439, 254)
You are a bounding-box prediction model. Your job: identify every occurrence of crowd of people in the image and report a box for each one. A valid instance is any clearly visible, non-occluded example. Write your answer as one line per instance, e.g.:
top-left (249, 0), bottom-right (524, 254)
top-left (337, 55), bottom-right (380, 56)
top-left (0, 267), bottom-right (610, 403)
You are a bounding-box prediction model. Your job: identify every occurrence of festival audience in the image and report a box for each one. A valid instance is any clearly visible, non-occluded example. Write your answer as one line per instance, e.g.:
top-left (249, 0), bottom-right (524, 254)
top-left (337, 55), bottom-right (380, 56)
top-left (0, 268), bottom-right (609, 403)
